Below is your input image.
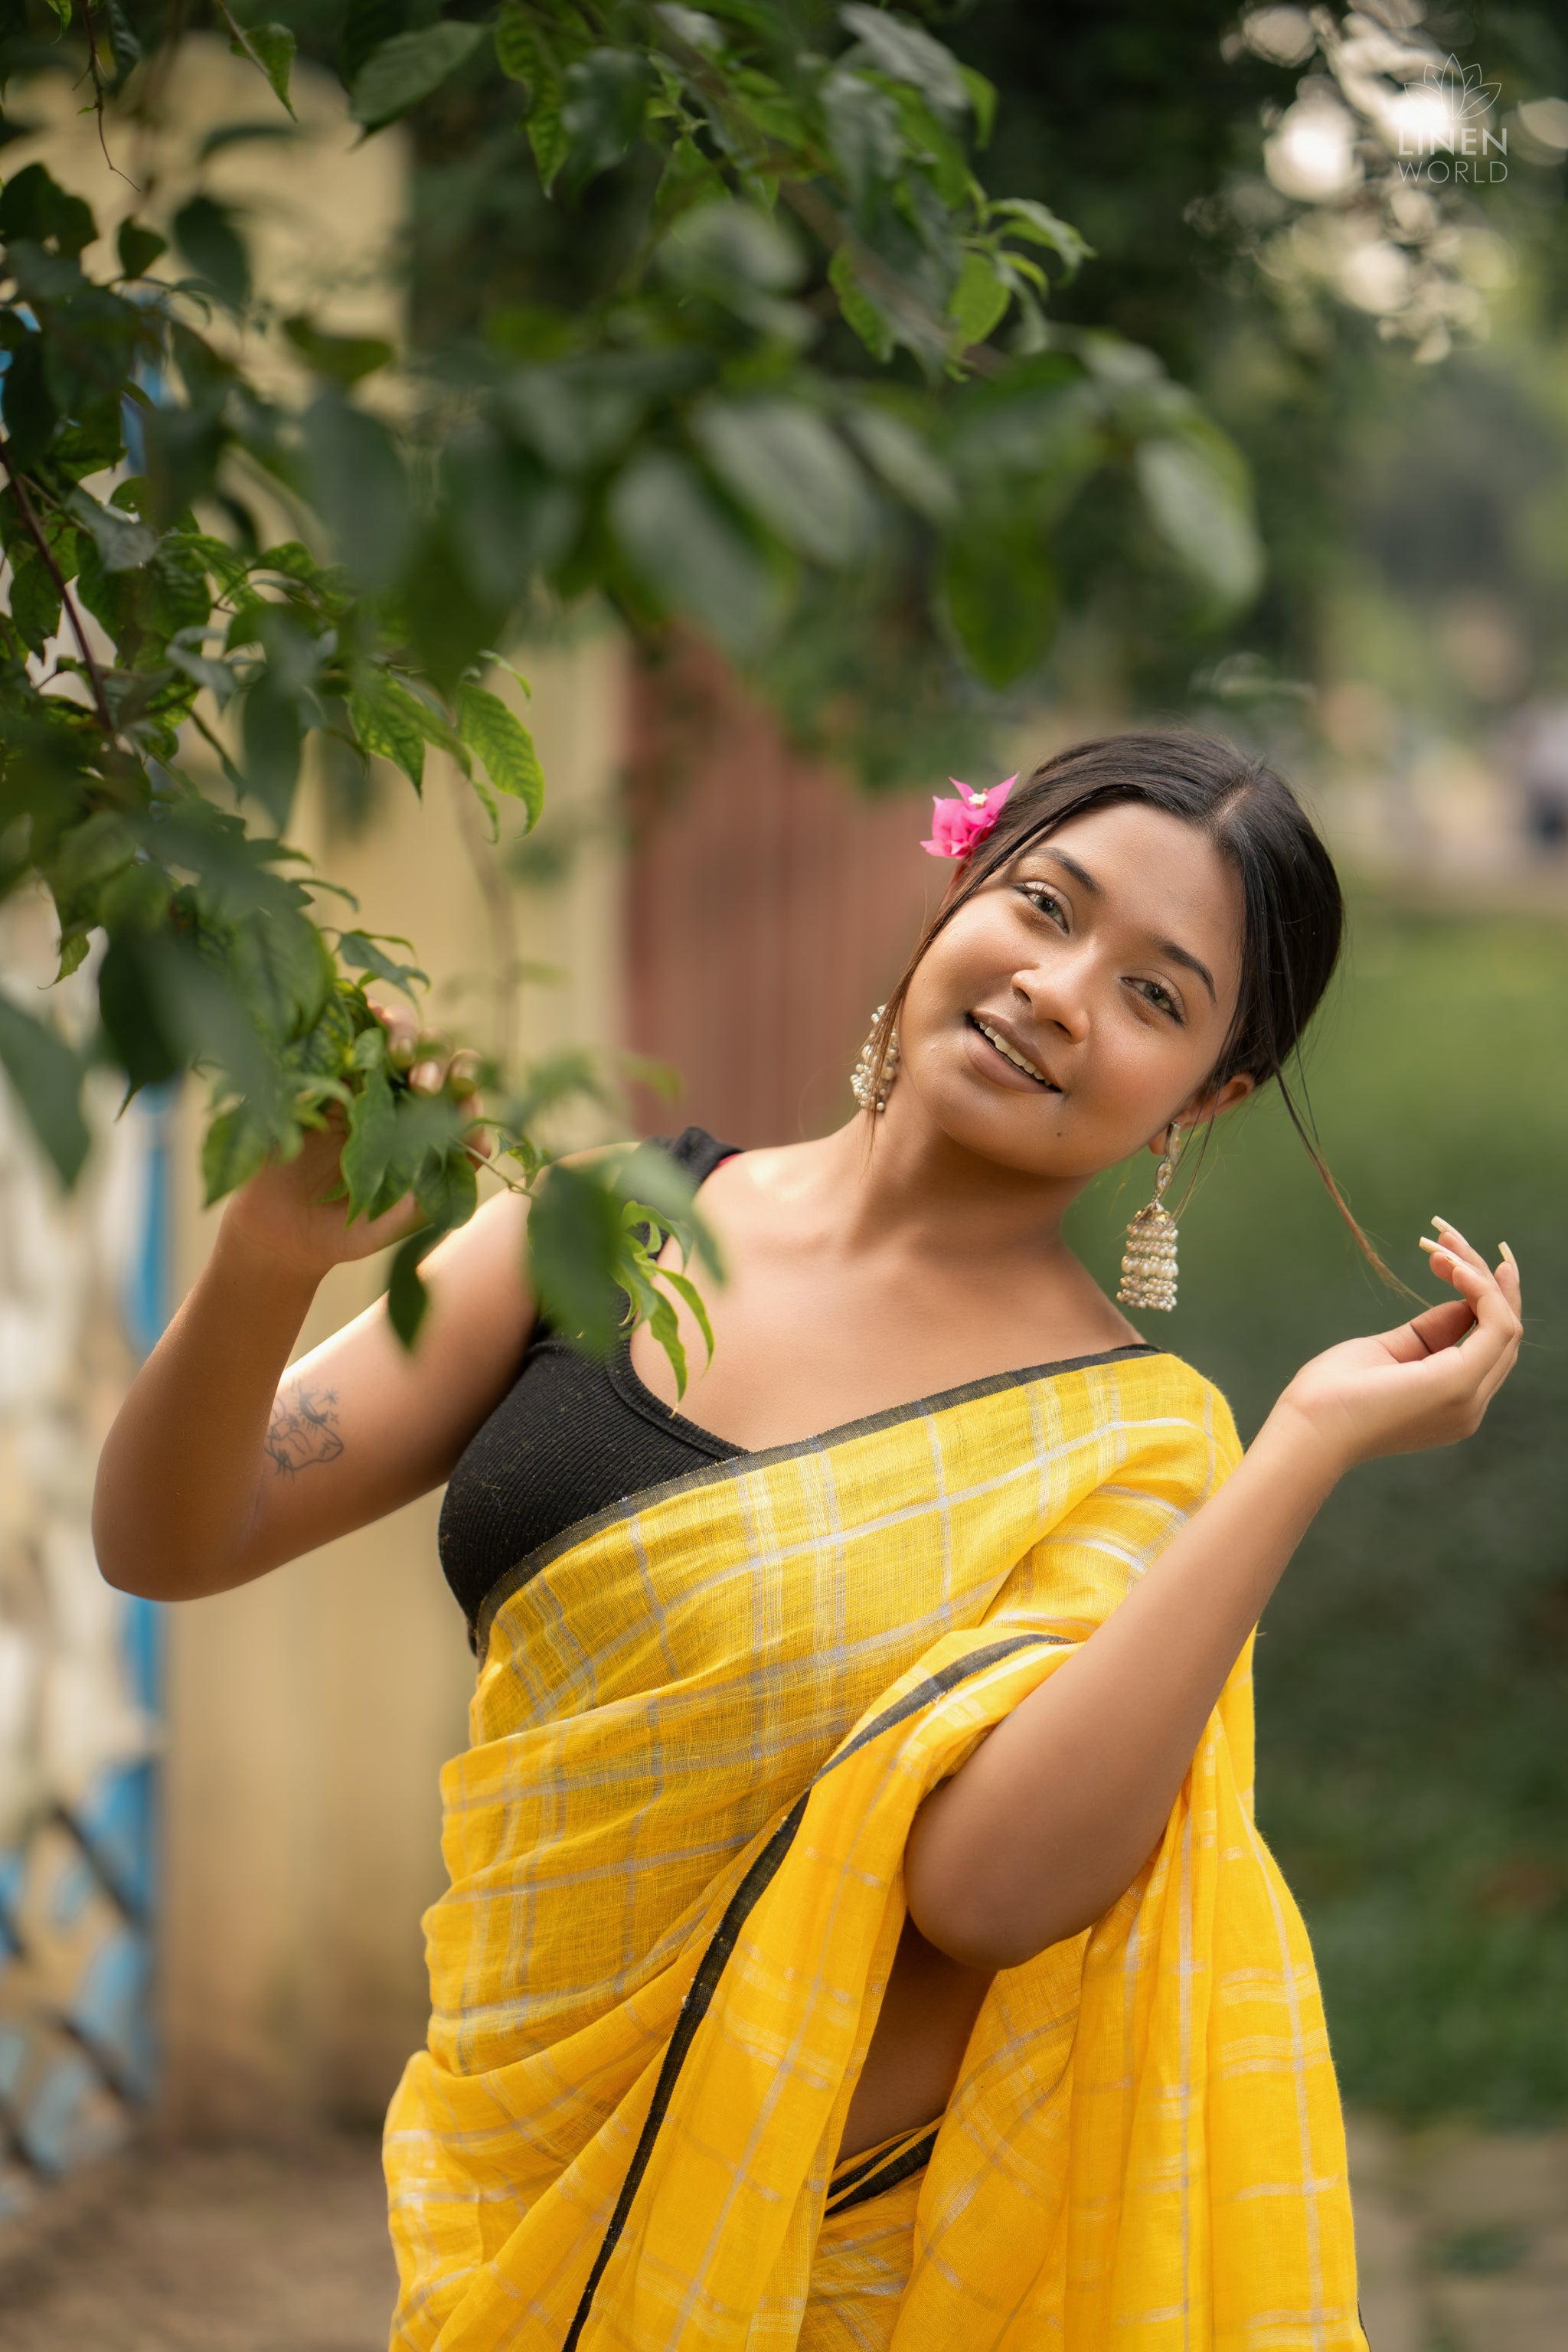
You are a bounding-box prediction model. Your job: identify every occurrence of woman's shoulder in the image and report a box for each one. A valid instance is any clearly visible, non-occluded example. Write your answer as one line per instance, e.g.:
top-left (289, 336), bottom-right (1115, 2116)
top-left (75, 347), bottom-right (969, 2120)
top-left (1115, 1346), bottom-right (1245, 1468)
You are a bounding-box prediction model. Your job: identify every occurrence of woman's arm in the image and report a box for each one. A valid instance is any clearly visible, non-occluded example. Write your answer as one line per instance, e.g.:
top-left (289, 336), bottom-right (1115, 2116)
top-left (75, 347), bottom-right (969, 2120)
top-left (904, 1224), bottom-right (1524, 1970)
top-left (93, 1001), bottom-right (545, 1602)
top-left (93, 1179), bottom-right (534, 1601)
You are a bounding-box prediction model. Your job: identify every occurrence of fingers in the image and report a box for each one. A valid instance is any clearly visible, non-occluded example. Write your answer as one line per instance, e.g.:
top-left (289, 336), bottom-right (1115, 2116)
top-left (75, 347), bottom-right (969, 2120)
top-left (1393, 1297), bottom-right (1476, 1361)
top-left (1412, 1217), bottom-right (1523, 1406)
top-left (1497, 1239), bottom-right (1522, 1317)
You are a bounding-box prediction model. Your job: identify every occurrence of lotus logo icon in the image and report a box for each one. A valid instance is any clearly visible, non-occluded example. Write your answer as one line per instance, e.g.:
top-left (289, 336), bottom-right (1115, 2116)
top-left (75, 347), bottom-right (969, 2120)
top-left (1394, 55), bottom-right (1508, 184)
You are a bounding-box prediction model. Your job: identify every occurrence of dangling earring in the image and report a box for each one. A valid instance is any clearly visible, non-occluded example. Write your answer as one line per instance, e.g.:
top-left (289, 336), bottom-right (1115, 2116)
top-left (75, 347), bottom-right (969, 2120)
top-left (850, 1004), bottom-right (900, 1112)
top-left (1117, 1125), bottom-right (1184, 1311)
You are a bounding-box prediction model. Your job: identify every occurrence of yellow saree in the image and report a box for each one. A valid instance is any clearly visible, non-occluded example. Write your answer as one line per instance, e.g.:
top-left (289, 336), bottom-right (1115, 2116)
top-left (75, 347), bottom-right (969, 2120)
top-left (385, 1347), bottom-right (1366, 2351)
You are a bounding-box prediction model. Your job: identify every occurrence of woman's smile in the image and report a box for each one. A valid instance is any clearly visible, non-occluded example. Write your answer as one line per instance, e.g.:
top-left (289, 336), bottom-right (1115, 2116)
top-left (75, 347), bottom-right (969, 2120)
top-left (965, 1011), bottom-right (1060, 1091)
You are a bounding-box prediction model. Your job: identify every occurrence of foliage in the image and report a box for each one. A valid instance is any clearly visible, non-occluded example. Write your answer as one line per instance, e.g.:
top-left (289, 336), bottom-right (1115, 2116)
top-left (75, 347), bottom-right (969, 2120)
top-left (1067, 901), bottom-right (1568, 2122)
top-left (0, 0), bottom-right (1263, 1344)
top-left (935, 0), bottom-right (1568, 720)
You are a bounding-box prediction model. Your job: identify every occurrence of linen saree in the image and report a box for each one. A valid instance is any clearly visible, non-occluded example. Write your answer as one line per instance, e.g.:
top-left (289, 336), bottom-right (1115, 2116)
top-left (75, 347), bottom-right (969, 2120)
top-left (386, 1347), bottom-right (1366, 2350)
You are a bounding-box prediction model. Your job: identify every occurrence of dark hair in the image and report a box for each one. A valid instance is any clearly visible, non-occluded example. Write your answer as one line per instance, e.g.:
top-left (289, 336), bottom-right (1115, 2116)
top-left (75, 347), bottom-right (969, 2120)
top-left (867, 728), bottom-right (1390, 1272)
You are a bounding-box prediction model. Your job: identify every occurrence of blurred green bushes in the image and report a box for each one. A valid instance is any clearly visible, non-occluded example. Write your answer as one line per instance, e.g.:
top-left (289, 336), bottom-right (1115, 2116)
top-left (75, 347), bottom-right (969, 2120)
top-left (1067, 897), bottom-right (1568, 2125)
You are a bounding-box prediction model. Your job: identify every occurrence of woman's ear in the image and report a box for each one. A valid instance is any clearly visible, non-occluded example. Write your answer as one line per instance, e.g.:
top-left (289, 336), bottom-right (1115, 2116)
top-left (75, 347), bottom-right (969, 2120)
top-left (1152, 1073), bottom-right (1256, 1155)
top-left (1204, 1073), bottom-right (1256, 1122)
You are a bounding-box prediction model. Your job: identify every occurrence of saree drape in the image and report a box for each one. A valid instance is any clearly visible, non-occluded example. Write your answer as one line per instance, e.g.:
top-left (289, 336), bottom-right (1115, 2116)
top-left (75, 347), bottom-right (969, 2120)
top-left (385, 1348), bottom-right (1366, 2352)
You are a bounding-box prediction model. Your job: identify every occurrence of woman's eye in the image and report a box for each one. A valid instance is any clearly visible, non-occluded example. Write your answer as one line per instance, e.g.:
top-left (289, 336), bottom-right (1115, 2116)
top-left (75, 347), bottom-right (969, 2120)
top-left (1019, 884), bottom-right (1067, 926)
top-left (1133, 978), bottom-right (1182, 1022)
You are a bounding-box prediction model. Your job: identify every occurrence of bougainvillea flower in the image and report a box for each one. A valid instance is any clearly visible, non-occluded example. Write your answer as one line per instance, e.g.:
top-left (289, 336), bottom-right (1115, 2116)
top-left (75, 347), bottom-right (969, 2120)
top-left (920, 775), bottom-right (1018, 858)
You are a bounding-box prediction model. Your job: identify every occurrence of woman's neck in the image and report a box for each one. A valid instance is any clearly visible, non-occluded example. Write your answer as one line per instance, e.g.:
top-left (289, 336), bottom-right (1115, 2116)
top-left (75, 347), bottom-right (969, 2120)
top-left (760, 1109), bottom-right (1090, 1278)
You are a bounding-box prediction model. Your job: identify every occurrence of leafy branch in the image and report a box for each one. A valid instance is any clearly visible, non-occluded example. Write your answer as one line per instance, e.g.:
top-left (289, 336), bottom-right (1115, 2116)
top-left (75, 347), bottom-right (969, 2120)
top-left (0, 0), bottom-right (1266, 1369)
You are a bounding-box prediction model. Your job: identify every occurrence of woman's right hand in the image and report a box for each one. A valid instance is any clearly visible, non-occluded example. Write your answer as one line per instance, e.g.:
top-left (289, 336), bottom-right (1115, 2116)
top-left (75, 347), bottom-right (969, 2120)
top-left (219, 1001), bottom-right (488, 1284)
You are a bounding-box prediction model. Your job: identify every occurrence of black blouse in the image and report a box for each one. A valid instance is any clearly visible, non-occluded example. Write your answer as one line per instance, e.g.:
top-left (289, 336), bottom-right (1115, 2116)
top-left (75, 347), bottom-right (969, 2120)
top-left (438, 1127), bottom-right (743, 1638)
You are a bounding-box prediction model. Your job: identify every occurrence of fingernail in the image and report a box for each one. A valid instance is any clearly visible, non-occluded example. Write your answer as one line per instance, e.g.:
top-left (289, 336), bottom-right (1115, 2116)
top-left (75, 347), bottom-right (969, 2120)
top-left (1500, 1241), bottom-right (1517, 1266)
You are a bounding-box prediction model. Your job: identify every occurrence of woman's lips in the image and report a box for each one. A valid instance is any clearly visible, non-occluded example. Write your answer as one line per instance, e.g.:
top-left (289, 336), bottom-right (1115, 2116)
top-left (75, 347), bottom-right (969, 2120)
top-left (964, 1013), bottom-right (1060, 1091)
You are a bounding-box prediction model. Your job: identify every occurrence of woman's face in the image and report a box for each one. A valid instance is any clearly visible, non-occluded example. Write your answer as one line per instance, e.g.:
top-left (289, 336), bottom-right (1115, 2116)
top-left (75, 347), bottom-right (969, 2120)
top-left (895, 800), bottom-right (1254, 1182)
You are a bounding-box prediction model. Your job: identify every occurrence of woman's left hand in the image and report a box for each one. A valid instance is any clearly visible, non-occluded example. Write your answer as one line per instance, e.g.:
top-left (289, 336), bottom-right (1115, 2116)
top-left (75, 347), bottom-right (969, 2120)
top-left (1271, 1220), bottom-right (1523, 1476)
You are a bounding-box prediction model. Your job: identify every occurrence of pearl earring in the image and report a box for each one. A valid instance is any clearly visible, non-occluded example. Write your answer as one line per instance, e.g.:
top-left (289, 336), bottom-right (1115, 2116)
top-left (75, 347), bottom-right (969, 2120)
top-left (1117, 1126), bottom-right (1185, 1311)
top-left (850, 1005), bottom-right (900, 1113)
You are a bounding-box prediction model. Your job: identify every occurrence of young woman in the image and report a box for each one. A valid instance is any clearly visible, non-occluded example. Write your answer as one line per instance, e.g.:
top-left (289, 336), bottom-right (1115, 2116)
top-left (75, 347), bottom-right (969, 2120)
top-left (96, 733), bottom-right (1521, 2352)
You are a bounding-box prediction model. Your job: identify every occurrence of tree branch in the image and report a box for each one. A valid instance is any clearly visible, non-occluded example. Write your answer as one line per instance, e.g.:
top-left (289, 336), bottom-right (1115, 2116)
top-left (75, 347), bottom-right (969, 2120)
top-left (0, 439), bottom-right (118, 741)
top-left (74, 0), bottom-right (137, 188)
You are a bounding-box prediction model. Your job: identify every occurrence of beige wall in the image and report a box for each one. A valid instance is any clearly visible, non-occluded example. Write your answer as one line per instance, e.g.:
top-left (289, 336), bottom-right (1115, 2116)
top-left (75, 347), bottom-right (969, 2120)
top-left (10, 28), bottom-right (631, 2135)
top-left (162, 638), bottom-right (629, 2137)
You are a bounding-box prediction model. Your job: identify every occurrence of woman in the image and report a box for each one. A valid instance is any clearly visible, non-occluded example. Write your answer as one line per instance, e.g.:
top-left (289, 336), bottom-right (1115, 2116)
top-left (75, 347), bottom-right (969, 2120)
top-left (95, 732), bottom-right (1522, 2351)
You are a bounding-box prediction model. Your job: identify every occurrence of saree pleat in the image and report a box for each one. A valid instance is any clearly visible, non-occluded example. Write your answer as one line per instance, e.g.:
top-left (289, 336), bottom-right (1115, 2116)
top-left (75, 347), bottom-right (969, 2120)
top-left (385, 1351), bottom-right (1366, 2351)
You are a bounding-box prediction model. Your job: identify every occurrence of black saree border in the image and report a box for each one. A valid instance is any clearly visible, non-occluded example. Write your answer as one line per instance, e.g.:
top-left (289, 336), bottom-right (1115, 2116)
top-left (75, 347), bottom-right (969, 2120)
top-left (472, 1341), bottom-right (1166, 1660)
top-left (560, 1629), bottom-right (1062, 2352)
top-left (825, 2122), bottom-right (942, 2216)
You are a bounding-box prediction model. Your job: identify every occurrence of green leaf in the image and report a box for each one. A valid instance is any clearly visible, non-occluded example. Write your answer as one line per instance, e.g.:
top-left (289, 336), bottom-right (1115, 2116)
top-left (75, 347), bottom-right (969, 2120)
top-left (0, 995), bottom-right (89, 1187)
top-left (455, 683), bottom-right (545, 831)
top-left (66, 487), bottom-right (155, 573)
top-left (105, 0), bottom-right (140, 87)
top-left (339, 0), bottom-right (407, 87)
top-left (693, 399), bottom-right (874, 567)
top-left (991, 198), bottom-right (1093, 282)
top-left (1134, 432), bottom-right (1264, 609)
top-left (173, 195), bottom-right (252, 310)
top-left (659, 1263), bottom-right (715, 1369)
top-left (610, 452), bottom-right (783, 658)
top-left (338, 929), bottom-right (430, 996)
top-left (640, 1274), bottom-right (688, 1397)
top-left (840, 3), bottom-right (968, 119)
top-left (230, 909), bottom-right (335, 1043)
top-left (340, 1057), bottom-right (397, 1218)
top-left (958, 64), bottom-right (995, 145)
top-left (0, 338), bottom-right (57, 472)
top-left (350, 668), bottom-right (454, 789)
top-left (948, 250), bottom-right (1011, 351)
top-left (349, 682), bottom-right (424, 791)
top-left (495, 4), bottom-right (541, 94)
top-left (0, 163), bottom-right (96, 260)
top-left (387, 1223), bottom-right (437, 1347)
top-left (821, 68), bottom-right (902, 211)
top-left (231, 20), bottom-right (297, 116)
top-left (560, 48), bottom-right (649, 191)
top-left (302, 396), bottom-right (413, 588)
top-left (241, 675), bottom-right (304, 829)
top-left (527, 1160), bottom-right (626, 1357)
top-left (939, 511), bottom-right (1057, 688)
top-left (283, 314), bottom-right (394, 387)
top-left (166, 638), bottom-right (240, 706)
top-left (841, 405), bottom-right (956, 521)
top-left (97, 936), bottom-right (185, 1096)
top-left (828, 244), bottom-right (893, 363)
top-left (350, 22), bottom-right (486, 129)
top-left (528, 67), bottom-right (570, 191)
top-left (8, 544), bottom-right (64, 654)
top-left (117, 218), bottom-right (168, 279)
top-left (201, 1103), bottom-right (273, 1204)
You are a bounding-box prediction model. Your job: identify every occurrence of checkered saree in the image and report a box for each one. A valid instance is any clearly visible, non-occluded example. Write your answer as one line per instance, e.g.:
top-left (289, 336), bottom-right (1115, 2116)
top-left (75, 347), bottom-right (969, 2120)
top-left (384, 1348), bottom-right (1366, 2351)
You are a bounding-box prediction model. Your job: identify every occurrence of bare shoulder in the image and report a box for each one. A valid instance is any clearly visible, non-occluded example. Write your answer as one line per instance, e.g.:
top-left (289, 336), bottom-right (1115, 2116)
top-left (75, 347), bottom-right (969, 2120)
top-left (1054, 1248), bottom-right (1148, 1356)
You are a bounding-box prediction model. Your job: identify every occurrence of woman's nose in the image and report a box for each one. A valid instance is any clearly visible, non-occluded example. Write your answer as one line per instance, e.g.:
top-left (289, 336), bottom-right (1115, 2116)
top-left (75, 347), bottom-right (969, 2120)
top-left (1014, 948), bottom-right (1092, 1042)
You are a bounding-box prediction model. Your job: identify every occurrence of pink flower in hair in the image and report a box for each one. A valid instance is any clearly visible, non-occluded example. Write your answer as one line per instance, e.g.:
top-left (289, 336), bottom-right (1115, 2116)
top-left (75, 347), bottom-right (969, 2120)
top-left (920, 775), bottom-right (1017, 859)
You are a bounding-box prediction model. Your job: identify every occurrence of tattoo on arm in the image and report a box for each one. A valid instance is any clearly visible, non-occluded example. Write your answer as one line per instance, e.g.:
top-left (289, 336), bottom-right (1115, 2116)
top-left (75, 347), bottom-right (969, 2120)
top-left (266, 1385), bottom-right (345, 1475)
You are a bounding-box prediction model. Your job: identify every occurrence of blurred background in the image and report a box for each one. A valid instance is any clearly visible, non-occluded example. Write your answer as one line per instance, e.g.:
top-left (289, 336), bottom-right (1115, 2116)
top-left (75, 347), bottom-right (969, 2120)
top-left (2, 2), bottom-right (1566, 2346)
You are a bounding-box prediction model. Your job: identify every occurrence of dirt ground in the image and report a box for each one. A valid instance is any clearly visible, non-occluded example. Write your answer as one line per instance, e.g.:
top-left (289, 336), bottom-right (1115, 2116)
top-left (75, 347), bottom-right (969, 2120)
top-left (1, 2120), bottom-right (1564, 2350)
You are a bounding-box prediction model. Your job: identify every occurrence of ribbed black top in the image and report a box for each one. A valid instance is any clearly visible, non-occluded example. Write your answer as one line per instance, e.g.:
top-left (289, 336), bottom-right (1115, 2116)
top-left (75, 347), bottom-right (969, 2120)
top-left (438, 1128), bottom-right (743, 1638)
